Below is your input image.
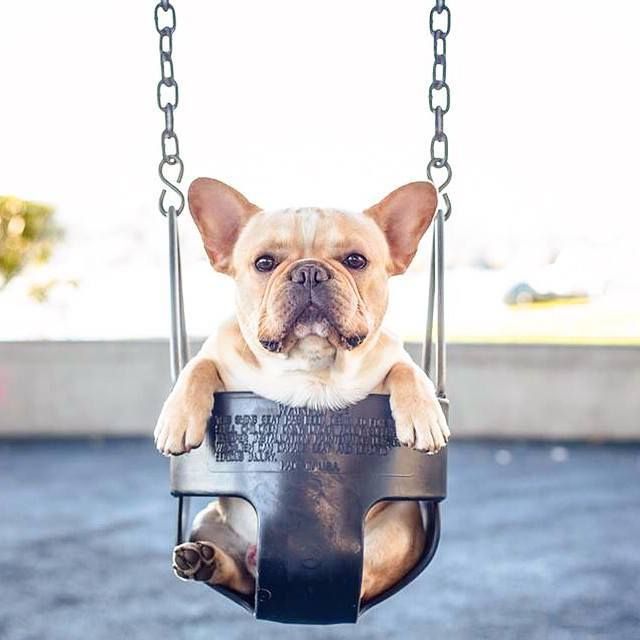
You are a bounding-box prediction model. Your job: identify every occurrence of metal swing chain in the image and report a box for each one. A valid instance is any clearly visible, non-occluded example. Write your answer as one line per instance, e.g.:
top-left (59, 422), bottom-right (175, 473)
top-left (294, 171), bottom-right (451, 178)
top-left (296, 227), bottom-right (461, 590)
top-left (155, 0), bottom-right (190, 544)
top-left (422, 0), bottom-right (452, 398)
top-left (426, 0), bottom-right (452, 216)
top-left (155, 0), bottom-right (185, 218)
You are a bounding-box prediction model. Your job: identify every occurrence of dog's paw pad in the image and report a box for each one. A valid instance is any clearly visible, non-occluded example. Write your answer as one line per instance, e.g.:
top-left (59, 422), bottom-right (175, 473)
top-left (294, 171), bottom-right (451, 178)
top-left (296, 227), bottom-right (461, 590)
top-left (173, 542), bottom-right (217, 582)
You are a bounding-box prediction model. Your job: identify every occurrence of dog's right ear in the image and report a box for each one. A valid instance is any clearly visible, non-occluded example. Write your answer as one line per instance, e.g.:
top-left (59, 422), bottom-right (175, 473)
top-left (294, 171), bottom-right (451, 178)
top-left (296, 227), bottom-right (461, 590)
top-left (188, 178), bottom-right (260, 273)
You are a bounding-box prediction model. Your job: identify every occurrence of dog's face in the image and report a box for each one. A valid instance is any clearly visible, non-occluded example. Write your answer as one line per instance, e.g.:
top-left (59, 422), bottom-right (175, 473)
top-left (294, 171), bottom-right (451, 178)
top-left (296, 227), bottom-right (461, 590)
top-left (188, 179), bottom-right (437, 358)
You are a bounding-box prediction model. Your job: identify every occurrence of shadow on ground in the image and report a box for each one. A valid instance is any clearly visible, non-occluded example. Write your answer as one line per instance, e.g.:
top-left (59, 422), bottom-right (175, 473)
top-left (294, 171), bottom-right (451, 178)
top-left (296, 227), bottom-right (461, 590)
top-left (1, 440), bottom-right (639, 640)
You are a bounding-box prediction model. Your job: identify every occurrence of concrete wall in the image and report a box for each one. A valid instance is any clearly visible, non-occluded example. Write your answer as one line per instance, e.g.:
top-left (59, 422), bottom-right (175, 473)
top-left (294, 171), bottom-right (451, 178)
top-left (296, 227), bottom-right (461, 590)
top-left (0, 341), bottom-right (638, 440)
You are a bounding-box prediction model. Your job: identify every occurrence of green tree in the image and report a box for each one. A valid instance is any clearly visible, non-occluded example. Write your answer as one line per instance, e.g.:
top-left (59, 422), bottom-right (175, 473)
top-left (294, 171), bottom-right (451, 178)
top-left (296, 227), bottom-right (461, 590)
top-left (0, 196), bottom-right (61, 289)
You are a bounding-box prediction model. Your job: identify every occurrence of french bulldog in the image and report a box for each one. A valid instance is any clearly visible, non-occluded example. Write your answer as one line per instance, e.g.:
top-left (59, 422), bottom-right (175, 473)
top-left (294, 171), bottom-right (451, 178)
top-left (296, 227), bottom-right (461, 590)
top-left (154, 178), bottom-right (450, 601)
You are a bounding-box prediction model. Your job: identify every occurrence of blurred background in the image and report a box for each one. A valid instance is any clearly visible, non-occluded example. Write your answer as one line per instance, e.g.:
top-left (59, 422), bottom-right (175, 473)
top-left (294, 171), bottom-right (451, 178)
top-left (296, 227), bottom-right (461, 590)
top-left (1, 1), bottom-right (639, 639)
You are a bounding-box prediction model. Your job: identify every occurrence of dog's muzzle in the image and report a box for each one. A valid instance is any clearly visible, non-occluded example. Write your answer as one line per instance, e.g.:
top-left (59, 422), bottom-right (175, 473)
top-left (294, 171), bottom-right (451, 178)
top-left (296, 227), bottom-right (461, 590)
top-left (259, 260), bottom-right (365, 352)
top-left (289, 260), bottom-right (331, 289)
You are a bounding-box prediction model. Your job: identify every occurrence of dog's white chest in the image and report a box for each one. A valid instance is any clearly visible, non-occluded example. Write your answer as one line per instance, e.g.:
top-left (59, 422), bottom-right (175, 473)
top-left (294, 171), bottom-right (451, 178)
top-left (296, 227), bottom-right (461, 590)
top-left (225, 365), bottom-right (368, 411)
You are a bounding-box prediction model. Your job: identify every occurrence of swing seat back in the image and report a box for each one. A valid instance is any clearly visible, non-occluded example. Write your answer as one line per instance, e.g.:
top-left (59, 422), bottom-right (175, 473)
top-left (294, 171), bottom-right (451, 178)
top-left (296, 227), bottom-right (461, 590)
top-left (171, 392), bottom-right (447, 624)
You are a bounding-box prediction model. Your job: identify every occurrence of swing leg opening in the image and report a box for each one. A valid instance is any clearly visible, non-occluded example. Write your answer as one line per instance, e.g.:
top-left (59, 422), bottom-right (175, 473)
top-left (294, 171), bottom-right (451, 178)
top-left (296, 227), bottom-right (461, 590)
top-left (173, 482), bottom-right (443, 624)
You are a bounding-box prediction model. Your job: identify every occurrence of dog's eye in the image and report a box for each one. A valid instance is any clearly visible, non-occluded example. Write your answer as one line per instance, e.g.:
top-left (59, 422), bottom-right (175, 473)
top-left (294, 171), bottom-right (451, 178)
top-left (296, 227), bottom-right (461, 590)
top-left (343, 253), bottom-right (368, 270)
top-left (255, 255), bottom-right (276, 272)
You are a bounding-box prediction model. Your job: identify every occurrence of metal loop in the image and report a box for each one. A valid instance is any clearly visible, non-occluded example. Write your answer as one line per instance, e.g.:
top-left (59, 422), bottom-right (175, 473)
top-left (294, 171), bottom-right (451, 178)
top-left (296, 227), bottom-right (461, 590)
top-left (427, 159), bottom-right (452, 193)
top-left (434, 106), bottom-right (444, 137)
top-left (155, 2), bottom-right (176, 34)
top-left (161, 129), bottom-right (180, 162)
top-left (164, 104), bottom-right (174, 132)
top-left (157, 79), bottom-right (179, 110)
top-left (429, 132), bottom-right (448, 168)
top-left (433, 30), bottom-right (447, 57)
top-left (160, 52), bottom-right (174, 84)
top-left (429, 82), bottom-right (450, 114)
top-left (159, 28), bottom-right (173, 56)
top-left (432, 58), bottom-right (446, 85)
top-left (429, 5), bottom-right (451, 36)
top-left (159, 157), bottom-right (185, 216)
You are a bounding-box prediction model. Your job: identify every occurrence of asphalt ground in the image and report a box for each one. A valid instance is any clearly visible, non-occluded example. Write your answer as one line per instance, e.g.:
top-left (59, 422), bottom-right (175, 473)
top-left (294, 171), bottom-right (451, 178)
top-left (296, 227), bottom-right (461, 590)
top-left (1, 439), bottom-right (639, 640)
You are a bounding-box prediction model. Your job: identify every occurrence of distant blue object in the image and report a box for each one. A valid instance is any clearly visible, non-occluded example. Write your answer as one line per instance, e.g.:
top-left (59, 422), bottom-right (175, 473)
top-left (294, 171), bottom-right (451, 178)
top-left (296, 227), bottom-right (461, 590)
top-left (504, 282), bottom-right (589, 306)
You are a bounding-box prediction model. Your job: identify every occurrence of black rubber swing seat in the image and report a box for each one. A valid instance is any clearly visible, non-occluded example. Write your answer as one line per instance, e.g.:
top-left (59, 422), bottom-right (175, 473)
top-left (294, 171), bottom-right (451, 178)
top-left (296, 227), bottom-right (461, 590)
top-left (171, 391), bottom-right (447, 625)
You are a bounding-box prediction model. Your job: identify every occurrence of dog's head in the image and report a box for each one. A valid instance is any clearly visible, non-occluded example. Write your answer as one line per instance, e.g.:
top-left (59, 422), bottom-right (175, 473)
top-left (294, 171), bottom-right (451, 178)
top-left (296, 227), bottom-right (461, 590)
top-left (188, 178), bottom-right (438, 359)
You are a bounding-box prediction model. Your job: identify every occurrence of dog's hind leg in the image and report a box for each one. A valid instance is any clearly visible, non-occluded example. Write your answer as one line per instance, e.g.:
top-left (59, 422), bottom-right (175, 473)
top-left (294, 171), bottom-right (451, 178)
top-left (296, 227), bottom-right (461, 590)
top-left (360, 501), bottom-right (426, 602)
top-left (173, 500), bottom-right (255, 595)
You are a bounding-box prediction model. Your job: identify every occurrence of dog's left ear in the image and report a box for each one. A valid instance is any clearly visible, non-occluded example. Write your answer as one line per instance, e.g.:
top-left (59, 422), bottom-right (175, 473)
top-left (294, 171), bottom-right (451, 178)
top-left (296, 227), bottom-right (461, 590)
top-left (365, 181), bottom-right (438, 275)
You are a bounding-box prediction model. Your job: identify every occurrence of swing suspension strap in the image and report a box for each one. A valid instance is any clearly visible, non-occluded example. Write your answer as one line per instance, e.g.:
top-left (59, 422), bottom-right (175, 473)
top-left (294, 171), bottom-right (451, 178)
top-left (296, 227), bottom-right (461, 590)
top-left (155, 0), bottom-right (187, 382)
top-left (422, 0), bottom-right (452, 400)
top-left (155, 0), bottom-right (190, 543)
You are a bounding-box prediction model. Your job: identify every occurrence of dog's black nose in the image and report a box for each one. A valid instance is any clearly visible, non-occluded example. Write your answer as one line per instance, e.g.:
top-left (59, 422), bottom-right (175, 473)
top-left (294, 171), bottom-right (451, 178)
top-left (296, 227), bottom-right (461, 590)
top-left (290, 261), bottom-right (330, 288)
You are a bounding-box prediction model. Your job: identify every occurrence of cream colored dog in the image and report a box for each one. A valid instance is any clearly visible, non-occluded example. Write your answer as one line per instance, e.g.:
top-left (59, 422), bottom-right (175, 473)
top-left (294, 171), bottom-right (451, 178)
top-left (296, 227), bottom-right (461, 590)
top-left (154, 178), bottom-right (450, 601)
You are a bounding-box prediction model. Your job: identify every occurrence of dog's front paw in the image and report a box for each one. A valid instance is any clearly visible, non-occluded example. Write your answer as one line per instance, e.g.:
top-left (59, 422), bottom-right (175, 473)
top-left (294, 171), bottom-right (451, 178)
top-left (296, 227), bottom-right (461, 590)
top-left (154, 391), bottom-right (213, 456)
top-left (390, 387), bottom-right (450, 454)
top-left (173, 542), bottom-right (219, 582)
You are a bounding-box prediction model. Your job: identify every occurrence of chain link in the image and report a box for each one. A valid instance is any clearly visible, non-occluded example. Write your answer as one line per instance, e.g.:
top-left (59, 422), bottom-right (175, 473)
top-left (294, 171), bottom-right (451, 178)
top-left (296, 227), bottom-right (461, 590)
top-left (155, 0), bottom-right (185, 216)
top-left (427, 0), bottom-right (452, 220)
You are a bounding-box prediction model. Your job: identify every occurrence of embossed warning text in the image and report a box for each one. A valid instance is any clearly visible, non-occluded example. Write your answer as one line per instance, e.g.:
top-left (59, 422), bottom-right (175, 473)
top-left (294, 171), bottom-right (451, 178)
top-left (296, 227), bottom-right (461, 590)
top-left (210, 407), bottom-right (400, 467)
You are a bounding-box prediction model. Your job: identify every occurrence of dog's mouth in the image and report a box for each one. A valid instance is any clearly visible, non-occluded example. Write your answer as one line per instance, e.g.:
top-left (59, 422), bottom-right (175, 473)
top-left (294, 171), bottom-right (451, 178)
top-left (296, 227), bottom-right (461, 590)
top-left (259, 303), bottom-right (366, 354)
top-left (292, 305), bottom-right (331, 339)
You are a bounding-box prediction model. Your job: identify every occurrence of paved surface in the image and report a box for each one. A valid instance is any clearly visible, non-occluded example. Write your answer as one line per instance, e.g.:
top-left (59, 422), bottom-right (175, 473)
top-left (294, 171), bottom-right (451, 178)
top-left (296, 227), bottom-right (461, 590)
top-left (1, 440), bottom-right (639, 640)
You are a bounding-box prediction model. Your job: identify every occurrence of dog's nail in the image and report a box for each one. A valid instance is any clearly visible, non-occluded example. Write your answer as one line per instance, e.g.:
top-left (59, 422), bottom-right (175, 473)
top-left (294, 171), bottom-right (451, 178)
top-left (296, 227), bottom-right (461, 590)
top-left (260, 340), bottom-right (282, 353)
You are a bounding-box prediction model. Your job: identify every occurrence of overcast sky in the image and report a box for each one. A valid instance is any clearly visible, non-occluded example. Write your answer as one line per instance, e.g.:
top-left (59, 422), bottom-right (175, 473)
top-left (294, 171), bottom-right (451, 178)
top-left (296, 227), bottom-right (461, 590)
top-left (3, 1), bottom-right (639, 250)
top-left (1, 1), bottom-right (639, 338)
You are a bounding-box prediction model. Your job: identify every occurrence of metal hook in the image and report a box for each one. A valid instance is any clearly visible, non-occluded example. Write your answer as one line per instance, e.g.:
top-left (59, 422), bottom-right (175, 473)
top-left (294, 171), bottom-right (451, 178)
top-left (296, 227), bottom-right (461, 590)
top-left (158, 157), bottom-right (185, 216)
top-left (441, 192), bottom-right (451, 220)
